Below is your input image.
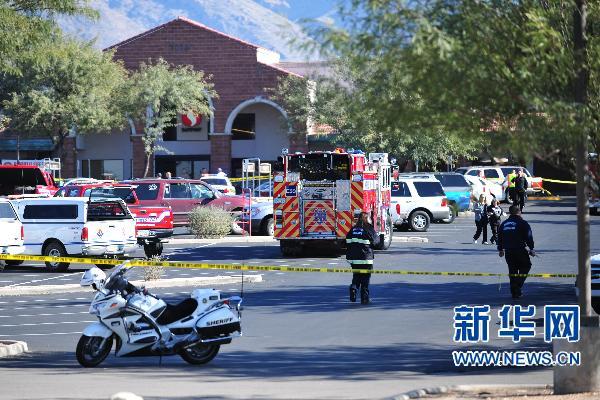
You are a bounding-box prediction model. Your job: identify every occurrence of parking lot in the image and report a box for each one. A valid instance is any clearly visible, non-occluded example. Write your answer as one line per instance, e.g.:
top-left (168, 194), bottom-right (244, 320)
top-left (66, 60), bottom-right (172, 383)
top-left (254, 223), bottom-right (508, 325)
top-left (0, 198), bottom-right (596, 399)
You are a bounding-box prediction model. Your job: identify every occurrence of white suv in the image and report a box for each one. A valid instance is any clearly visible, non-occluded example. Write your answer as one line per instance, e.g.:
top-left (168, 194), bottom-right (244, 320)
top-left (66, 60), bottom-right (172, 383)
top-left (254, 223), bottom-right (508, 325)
top-left (390, 175), bottom-right (452, 232)
top-left (455, 166), bottom-right (543, 197)
top-left (12, 197), bottom-right (137, 271)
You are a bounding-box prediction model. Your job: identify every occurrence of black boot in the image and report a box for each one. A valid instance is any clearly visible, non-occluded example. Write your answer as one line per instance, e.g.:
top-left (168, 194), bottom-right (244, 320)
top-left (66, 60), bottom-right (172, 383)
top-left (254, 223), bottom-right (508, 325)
top-left (360, 287), bottom-right (370, 304)
top-left (349, 284), bottom-right (357, 302)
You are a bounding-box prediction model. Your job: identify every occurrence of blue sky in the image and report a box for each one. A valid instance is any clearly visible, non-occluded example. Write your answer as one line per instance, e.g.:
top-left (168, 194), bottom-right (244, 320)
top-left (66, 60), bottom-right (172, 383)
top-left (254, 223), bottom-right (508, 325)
top-left (61, 0), bottom-right (343, 60)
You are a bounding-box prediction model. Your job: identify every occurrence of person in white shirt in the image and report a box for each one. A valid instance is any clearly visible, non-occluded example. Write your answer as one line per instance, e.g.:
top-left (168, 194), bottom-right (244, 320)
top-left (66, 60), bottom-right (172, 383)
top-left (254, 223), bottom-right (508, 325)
top-left (216, 168), bottom-right (227, 177)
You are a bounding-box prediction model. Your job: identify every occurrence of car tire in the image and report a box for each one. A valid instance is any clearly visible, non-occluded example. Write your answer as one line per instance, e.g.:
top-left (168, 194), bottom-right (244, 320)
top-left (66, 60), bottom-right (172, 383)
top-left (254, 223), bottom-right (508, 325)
top-left (143, 241), bottom-right (163, 258)
top-left (409, 211), bottom-right (430, 232)
top-left (43, 241), bottom-right (69, 272)
top-left (261, 217), bottom-right (274, 236)
top-left (441, 208), bottom-right (456, 224)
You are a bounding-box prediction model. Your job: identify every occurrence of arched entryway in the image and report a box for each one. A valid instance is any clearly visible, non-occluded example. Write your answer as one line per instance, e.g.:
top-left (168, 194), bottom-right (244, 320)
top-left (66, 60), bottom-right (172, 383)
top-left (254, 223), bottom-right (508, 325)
top-left (225, 97), bottom-right (290, 176)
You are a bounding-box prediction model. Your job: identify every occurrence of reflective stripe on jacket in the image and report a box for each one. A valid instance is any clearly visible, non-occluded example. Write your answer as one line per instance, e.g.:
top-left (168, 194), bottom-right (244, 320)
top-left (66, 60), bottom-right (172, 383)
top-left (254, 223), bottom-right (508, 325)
top-left (346, 222), bottom-right (379, 263)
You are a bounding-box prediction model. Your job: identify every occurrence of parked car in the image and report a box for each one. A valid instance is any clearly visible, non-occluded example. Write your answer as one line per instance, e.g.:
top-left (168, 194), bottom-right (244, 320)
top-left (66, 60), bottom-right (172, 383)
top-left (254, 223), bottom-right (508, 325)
top-left (0, 164), bottom-right (59, 197)
top-left (122, 178), bottom-right (247, 227)
top-left (0, 199), bottom-right (25, 269)
top-left (432, 173), bottom-right (472, 212)
top-left (200, 175), bottom-right (236, 195)
top-left (239, 201), bottom-right (274, 236)
top-left (11, 197), bottom-right (137, 271)
top-left (464, 175), bottom-right (505, 203)
top-left (55, 179), bottom-right (173, 257)
top-left (455, 165), bottom-right (543, 198)
top-left (391, 175), bottom-right (452, 232)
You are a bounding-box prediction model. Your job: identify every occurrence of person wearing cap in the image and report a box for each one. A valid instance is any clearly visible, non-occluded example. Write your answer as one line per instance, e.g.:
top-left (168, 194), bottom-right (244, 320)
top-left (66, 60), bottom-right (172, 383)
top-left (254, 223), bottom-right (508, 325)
top-left (497, 205), bottom-right (535, 299)
top-left (346, 211), bottom-right (380, 304)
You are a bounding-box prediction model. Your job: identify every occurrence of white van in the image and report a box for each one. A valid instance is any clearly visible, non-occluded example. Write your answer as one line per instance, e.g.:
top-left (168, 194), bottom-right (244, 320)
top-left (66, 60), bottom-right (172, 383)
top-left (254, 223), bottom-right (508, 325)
top-left (0, 199), bottom-right (25, 268)
top-left (12, 198), bottom-right (137, 271)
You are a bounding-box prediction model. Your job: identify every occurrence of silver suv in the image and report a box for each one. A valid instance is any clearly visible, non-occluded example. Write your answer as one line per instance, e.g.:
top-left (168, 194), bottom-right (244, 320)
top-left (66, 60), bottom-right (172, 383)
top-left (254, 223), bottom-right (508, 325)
top-left (390, 175), bottom-right (452, 232)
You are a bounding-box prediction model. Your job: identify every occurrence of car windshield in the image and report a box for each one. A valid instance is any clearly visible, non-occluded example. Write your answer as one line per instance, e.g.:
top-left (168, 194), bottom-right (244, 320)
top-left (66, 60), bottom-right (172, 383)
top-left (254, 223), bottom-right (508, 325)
top-left (133, 183), bottom-right (160, 200)
top-left (454, 168), bottom-right (468, 175)
top-left (501, 167), bottom-right (531, 177)
top-left (202, 178), bottom-right (228, 186)
top-left (287, 153), bottom-right (350, 181)
top-left (413, 182), bottom-right (445, 197)
top-left (0, 203), bottom-right (16, 219)
top-left (434, 174), bottom-right (468, 188)
top-left (83, 188), bottom-right (135, 203)
top-left (87, 201), bottom-right (130, 221)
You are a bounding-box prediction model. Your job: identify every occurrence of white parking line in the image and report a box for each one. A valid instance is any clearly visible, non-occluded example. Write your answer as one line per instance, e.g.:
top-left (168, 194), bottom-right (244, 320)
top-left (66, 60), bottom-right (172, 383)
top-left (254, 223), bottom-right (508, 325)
top-left (178, 273), bottom-right (191, 276)
top-left (0, 311), bottom-right (89, 318)
top-left (0, 331), bottom-right (81, 337)
top-left (275, 272), bottom-right (285, 275)
top-left (0, 304), bottom-right (88, 311)
top-left (0, 281), bottom-right (13, 283)
top-left (6, 272), bottom-right (83, 288)
top-left (0, 320), bottom-right (95, 327)
top-left (23, 274), bottom-right (40, 277)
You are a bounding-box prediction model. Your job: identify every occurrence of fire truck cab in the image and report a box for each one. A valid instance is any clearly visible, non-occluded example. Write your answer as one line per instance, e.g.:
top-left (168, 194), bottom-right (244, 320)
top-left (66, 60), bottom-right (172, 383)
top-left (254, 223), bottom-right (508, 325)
top-left (273, 149), bottom-right (393, 256)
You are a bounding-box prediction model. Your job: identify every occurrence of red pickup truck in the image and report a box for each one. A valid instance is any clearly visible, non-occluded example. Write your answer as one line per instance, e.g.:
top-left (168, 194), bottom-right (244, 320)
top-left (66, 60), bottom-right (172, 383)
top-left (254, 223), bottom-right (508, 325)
top-left (122, 178), bottom-right (247, 227)
top-left (0, 164), bottom-right (59, 196)
top-left (55, 180), bottom-right (173, 257)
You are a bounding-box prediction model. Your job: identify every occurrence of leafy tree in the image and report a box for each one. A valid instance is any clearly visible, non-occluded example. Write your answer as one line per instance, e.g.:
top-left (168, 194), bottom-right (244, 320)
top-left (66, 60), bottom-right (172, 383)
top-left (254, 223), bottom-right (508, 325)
top-left (297, 0), bottom-right (600, 172)
top-left (2, 37), bottom-right (127, 157)
top-left (122, 59), bottom-right (216, 177)
top-left (0, 0), bottom-right (96, 76)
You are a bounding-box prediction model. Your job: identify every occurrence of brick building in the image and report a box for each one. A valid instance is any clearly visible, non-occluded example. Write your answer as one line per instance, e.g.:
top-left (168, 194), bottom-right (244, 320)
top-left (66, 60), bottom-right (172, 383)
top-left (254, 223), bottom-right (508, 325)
top-left (58, 16), bottom-right (308, 180)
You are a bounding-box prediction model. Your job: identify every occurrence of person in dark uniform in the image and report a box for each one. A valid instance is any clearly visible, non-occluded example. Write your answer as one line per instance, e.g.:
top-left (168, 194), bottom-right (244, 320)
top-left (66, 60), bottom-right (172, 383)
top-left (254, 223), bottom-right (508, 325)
top-left (497, 205), bottom-right (535, 299)
top-left (346, 212), bottom-right (380, 304)
top-left (511, 169), bottom-right (529, 212)
top-left (487, 198), bottom-right (504, 245)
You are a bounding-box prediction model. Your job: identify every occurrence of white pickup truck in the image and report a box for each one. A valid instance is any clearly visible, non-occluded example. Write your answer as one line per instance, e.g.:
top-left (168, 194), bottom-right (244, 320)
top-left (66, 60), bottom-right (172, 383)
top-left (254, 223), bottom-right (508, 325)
top-left (0, 199), bottom-right (25, 270)
top-left (12, 197), bottom-right (137, 271)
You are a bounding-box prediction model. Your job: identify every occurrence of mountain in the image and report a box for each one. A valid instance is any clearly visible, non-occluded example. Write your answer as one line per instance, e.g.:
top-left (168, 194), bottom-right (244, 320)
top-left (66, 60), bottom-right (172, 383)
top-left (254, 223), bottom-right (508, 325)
top-left (59, 0), bottom-right (340, 60)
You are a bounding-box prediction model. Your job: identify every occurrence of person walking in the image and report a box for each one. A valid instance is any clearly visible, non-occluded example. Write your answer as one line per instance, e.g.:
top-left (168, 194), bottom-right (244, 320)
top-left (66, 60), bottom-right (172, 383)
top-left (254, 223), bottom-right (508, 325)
top-left (511, 169), bottom-right (528, 212)
top-left (497, 205), bottom-right (535, 299)
top-left (487, 198), bottom-right (504, 245)
top-left (472, 194), bottom-right (489, 244)
top-left (505, 169), bottom-right (517, 204)
top-left (346, 211), bottom-right (380, 304)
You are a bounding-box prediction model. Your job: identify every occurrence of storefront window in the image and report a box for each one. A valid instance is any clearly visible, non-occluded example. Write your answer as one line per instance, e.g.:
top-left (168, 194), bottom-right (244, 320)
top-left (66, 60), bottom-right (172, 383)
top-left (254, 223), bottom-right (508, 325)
top-left (81, 159), bottom-right (124, 180)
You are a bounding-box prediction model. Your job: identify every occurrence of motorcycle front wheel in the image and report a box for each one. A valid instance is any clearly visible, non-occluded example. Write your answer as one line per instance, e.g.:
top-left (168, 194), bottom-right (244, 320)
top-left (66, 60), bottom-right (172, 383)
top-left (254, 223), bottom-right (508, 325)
top-left (76, 335), bottom-right (113, 367)
top-left (179, 344), bottom-right (220, 365)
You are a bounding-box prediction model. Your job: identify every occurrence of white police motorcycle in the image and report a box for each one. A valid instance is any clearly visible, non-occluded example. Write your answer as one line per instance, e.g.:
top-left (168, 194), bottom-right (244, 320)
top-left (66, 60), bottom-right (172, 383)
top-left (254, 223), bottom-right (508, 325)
top-left (76, 262), bottom-right (242, 367)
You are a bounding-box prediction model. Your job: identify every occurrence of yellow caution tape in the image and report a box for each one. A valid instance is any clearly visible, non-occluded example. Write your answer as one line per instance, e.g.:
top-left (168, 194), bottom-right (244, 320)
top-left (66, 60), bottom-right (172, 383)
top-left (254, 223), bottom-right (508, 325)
top-left (542, 178), bottom-right (577, 184)
top-left (228, 175), bottom-right (271, 183)
top-left (0, 254), bottom-right (581, 279)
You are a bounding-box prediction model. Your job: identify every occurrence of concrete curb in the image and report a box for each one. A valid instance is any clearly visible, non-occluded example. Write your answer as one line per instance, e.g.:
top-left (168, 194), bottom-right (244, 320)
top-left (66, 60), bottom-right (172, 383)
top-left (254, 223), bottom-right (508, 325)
top-left (0, 340), bottom-right (28, 358)
top-left (0, 275), bottom-right (263, 297)
top-left (167, 236), bottom-right (275, 245)
top-left (395, 237), bottom-right (429, 243)
top-left (384, 384), bottom-right (552, 400)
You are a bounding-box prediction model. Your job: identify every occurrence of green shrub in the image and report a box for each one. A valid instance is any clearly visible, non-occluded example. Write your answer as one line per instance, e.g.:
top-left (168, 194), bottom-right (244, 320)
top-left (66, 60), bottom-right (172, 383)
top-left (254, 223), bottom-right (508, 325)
top-left (189, 206), bottom-right (234, 239)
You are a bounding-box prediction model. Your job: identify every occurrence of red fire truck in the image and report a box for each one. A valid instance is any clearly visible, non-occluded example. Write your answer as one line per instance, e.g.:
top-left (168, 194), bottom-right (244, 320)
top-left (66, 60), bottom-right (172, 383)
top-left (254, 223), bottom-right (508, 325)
top-left (273, 149), bottom-right (393, 256)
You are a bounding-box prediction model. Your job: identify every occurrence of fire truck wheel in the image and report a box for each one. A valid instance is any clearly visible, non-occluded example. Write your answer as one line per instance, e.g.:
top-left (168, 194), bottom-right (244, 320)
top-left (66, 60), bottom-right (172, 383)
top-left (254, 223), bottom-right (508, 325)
top-left (409, 211), bottom-right (430, 232)
top-left (280, 241), bottom-right (302, 257)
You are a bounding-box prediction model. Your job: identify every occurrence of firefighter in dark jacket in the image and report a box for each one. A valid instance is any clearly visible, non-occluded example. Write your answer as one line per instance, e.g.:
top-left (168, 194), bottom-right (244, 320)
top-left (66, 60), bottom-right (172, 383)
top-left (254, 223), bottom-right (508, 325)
top-left (346, 211), bottom-right (380, 304)
top-left (497, 205), bottom-right (536, 299)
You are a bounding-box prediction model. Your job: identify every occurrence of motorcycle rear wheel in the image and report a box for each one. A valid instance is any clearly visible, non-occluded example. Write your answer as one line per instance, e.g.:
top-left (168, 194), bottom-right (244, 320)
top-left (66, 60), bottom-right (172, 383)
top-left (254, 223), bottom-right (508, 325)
top-left (76, 335), bottom-right (113, 368)
top-left (179, 344), bottom-right (220, 365)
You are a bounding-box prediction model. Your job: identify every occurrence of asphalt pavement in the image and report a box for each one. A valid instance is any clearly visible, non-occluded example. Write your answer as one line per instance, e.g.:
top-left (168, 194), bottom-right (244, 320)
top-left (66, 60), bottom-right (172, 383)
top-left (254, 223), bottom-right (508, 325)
top-left (0, 197), bottom-right (594, 400)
